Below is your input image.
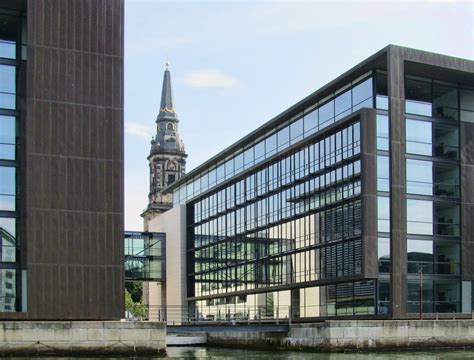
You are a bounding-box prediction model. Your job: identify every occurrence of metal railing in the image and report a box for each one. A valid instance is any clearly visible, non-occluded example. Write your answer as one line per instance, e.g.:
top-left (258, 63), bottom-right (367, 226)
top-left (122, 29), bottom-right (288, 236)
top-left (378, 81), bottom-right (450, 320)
top-left (143, 303), bottom-right (377, 325)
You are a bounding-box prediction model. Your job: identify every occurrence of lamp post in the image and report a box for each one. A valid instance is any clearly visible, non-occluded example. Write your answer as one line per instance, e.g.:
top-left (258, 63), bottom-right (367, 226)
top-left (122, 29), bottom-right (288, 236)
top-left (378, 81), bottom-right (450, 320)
top-left (418, 265), bottom-right (423, 320)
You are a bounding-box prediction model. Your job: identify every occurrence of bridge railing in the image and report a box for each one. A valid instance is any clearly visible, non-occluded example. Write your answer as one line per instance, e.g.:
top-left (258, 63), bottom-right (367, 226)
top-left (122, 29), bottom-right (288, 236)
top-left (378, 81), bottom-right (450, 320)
top-left (144, 303), bottom-right (377, 325)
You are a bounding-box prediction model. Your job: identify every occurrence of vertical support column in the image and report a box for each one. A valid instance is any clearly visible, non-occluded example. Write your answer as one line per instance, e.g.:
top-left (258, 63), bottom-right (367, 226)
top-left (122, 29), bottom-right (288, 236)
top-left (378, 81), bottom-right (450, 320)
top-left (460, 122), bottom-right (474, 282)
top-left (388, 47), bottom-right (407, 318)
top-left (360, 109), bottom-right (378, 279)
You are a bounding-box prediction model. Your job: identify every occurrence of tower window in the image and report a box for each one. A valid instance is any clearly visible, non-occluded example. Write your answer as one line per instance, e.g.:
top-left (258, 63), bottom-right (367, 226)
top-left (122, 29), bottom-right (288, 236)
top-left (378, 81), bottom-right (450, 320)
top-left (168, 174), bottom-right (176, 184)
top-left (167, 123), bottom-right (174, 131)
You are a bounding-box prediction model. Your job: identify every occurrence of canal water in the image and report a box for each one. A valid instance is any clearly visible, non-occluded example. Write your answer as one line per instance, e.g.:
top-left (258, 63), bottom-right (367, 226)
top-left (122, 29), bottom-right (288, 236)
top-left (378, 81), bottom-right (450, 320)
top-left (166, 346), bottom-right (474, 359)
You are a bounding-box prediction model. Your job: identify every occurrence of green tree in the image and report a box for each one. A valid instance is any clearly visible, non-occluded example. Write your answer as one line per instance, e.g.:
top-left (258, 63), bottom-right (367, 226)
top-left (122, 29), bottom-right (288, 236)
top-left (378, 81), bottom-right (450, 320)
top-left (125, 287), bottom-right (148, 320)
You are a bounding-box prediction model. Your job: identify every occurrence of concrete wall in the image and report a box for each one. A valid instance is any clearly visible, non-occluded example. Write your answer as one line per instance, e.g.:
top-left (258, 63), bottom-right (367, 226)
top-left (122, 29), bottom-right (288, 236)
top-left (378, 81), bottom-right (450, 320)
top-left (206, 320), bottom-right (474, 351)
top-left (148, 205), bottom-right (187, 325)
top-left (0, 321), bottom-right (165, 356)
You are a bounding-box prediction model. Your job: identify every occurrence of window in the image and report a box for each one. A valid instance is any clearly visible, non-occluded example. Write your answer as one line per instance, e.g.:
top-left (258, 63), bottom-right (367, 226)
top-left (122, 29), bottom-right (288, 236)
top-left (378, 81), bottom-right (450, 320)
top-left (406, 159), bottom-right (432, 196)
top-left (352, 77), bottom-right (373, 111)
top-left (304, 108), bottom-right (318, 136)
top-left (375, 73), bottom-right (388, 110)
top-left (378, 237), bottom-right (390, 273)
top-left (405, 77), bottom-right (432, 116)
top-left (0, 115), bottom-right (16, 160)
top-left (377, 196), bottom-right (390, 233)
top-left (407, 199), bottom-right (433, 235)
top-left (460, 88), bottom-right (474, 123)
top-left (433, 83), bottom-right (458, 121)
top-left (335, 89), bottom-right (351, 120)
top-left (0, 65), bottom-right (15, 110)
top-left (377, 155), bottom-right (390, 192)
top-left (319, 100), bottom-right (334, 128)
top-left (290, 117), bottom-right (304, 145)
top-left (406, 119), bottom-right (432, 156)
top-left (376, 114), bottom-right (389, 151)
top-left (0, 166), bottom-right (15, 211)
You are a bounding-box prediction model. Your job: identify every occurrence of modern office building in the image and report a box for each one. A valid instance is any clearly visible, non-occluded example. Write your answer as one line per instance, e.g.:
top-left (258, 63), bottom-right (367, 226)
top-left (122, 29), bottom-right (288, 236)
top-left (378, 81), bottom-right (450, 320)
top-left (0, 0), bottom-right (124, 319)
top-left (155, 45), bottom-right (474, 321)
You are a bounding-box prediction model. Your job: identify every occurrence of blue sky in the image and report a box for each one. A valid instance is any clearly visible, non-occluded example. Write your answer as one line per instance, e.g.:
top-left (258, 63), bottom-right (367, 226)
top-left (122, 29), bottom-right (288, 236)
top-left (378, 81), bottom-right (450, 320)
top-left (124, 0), bottom-right (474, 230)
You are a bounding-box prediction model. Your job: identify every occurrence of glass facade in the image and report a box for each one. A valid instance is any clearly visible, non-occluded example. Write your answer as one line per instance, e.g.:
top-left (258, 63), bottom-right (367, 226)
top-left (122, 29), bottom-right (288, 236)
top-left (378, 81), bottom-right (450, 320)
top-left (0, 9), bottom-right (24, 312)
top-left (173, 74), bottom-right (373, 206)
top-left (188, 120), bottom-right (377, 318)
top-left (404, 74), bottom-right (463, 315)
top-left (169, 50), bottom-right (474, 322)
top-left (125, 232), bottom-right (166, 281)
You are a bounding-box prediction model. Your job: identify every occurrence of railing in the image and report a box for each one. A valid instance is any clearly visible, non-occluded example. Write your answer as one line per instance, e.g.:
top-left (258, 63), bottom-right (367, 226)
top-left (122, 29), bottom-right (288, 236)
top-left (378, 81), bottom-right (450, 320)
top-left (142, 303), bottom-right (377, 325)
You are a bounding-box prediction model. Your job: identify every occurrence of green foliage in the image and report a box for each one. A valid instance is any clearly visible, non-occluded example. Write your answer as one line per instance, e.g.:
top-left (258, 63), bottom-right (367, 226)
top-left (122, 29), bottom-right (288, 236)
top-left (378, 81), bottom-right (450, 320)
top-left (125, 287), bottom-right (148, 320)
top-left (125, 281), bottom-right (143, 303)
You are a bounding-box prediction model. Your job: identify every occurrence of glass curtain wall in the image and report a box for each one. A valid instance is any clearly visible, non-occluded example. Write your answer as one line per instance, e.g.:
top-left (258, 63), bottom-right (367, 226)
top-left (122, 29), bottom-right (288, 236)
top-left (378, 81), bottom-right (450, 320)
top-left (404, 74), bottom-right (462, 314)
top-left (173, 74), bottom-right (374, 206)
top-left (189, 121), bottom-right (375, 319)
top-left (0, 9), bottom-right (25, 312)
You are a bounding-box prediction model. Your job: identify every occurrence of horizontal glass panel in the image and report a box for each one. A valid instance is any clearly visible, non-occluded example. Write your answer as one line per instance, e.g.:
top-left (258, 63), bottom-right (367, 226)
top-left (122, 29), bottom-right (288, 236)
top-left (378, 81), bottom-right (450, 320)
top-left (406, 100), bottom-right (431, 117)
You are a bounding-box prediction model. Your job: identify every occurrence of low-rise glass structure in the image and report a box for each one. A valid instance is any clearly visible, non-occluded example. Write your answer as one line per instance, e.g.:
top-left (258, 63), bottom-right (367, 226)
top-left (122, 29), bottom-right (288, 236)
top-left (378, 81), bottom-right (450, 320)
top-left (163, 45), bottom-right (474, 321)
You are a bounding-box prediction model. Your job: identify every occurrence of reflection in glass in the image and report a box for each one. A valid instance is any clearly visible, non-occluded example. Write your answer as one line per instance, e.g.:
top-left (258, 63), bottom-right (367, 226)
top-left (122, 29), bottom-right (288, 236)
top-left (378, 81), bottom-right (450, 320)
top-left (460, 88), bottom-right (474, 123)
top-left (376, 114), bottom-right (389, 151)
top-left (378, 237), bottom-right (390, 273)
top-left (405, 77), bottom-right (432, 116)
top-left (319, 100), bottom-right (334, 128)
top-left (406, 119), bottom-right (432, 155)
top-left (407, 199), bottom-right (433, 235)
top-left (0, 115), bottom-right (16, 160)
top-left (0, 65), bottom-right (16, 110)
top-left (377, 196), bottom-right (390, 233)
top-left (335, 90), bottom-right (351, 120)
top-left (406, 159), bottom-right (432, 196)
top-left (304, 108), bottom-right (318, 136)
top-left (433, 83), bottom-right (458, 121)
top-left (377, 155), bottom-right (390, 192)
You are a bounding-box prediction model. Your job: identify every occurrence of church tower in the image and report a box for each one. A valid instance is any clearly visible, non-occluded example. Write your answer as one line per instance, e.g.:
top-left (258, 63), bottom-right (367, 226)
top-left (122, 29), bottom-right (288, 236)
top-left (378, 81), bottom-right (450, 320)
top-left (141, 63), bottom-right (187, 228)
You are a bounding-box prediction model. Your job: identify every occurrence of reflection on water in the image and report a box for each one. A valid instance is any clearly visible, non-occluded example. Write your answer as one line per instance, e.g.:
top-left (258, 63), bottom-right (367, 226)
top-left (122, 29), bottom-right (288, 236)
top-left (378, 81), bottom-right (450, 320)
top-left (166, 347), bottom-right (474, 359)
top-left (2, 348), bottom-right (474, 359)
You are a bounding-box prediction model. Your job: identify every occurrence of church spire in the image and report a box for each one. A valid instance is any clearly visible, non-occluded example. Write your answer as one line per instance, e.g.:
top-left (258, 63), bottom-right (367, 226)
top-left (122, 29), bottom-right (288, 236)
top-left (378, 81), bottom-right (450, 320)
top-left (157, 62), bottom-right (177, 122)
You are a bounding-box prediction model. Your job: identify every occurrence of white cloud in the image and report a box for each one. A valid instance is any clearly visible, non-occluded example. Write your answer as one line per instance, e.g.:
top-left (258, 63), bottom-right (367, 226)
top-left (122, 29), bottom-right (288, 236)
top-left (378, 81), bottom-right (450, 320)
top-left (180, 69), bottom-right (241, 88)
top-left (125, 122), bottom-right (154, 140)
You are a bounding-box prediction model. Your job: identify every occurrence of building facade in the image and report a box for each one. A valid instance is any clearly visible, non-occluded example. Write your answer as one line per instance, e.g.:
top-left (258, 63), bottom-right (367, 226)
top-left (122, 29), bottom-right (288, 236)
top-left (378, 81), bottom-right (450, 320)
top-left (141, 63), bottom-right (187, 230)
top-left (162, 45), bottom-right (474, 321)
top-left (0, 0), bottom-right (124, 319)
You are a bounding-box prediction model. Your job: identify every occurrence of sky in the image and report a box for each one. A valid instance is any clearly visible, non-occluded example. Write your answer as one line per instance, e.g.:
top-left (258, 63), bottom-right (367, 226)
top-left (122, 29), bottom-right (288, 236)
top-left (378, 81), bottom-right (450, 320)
top-left (124, 0), bottom-right (474, 231)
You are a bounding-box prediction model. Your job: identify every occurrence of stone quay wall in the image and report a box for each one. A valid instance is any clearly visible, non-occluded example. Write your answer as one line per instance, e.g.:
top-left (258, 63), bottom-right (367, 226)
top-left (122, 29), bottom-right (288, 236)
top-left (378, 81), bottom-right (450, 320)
top-left (206, 320), bottom-right (474, 351)
top-left (0, 321), bottom-right (166, 356)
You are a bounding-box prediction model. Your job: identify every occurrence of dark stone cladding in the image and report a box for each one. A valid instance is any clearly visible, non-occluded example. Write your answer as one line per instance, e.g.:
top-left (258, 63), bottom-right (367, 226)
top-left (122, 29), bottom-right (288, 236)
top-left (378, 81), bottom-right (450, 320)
top-left (7, 0), bottom-right (124, 320)
top-left (360, 108), bottom-right (377, 279)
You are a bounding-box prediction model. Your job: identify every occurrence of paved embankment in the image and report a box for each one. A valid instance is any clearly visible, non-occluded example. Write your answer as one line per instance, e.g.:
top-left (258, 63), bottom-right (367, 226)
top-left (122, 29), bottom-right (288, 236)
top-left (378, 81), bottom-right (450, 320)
top-left (206, 320), bottom-right (474, 351)
top-left (0, 321), bottom-right (166, 356)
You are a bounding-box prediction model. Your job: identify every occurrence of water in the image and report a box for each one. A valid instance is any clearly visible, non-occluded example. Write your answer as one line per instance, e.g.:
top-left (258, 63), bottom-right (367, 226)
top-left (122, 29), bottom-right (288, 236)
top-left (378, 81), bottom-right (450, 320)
top-left (166, 347), bottom-right (474, 359)
top-left (2, 348), bottom-right (474, 359)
